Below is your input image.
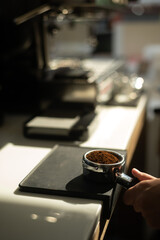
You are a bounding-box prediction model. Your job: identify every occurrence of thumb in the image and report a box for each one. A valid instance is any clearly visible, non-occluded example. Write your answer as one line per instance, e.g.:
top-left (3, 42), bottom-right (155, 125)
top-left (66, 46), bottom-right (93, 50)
top-left (132, 168), bottom-right (156, 181)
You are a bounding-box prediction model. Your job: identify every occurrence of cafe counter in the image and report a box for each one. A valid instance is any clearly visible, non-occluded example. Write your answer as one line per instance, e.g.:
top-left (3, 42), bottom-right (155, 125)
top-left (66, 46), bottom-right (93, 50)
top-left (0, 94), bottom-right (147, 240)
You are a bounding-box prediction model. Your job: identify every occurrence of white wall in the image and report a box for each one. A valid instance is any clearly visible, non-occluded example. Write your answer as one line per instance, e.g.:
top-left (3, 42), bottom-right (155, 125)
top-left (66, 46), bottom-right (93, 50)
top-left (112, 20), bottom-right (160, 59)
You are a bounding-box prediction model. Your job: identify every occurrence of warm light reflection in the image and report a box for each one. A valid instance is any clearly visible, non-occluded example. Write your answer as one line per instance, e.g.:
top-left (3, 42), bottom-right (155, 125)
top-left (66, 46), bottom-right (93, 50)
top-left (45, 216), bottom-right (57, 223)
top-left (30, 214), bottom-right (58, 223)
top-left (31, 213), bottom-right (39, 220)
top-left (62, 9), bottom-right (69, 15)
top-left (135, 77), bottom-right (144, 90)
top-left (112, 0), bottom-right (128, 4)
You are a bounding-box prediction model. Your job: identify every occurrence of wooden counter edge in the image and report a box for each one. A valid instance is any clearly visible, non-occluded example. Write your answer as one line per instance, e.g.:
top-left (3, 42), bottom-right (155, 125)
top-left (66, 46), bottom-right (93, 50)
top-left (126, 94), bottom-right (147, 169)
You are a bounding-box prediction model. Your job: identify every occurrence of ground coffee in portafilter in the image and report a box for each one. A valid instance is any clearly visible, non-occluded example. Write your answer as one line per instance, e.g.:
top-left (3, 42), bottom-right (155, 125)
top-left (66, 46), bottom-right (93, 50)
top-left (86, 151), bottom-right (119, 164)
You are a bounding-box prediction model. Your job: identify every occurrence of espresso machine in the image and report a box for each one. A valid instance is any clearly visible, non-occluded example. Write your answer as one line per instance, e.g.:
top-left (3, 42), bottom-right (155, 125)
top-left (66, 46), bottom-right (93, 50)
top-left (11, 0), bottom-right (128, 107)
top-left (1, 0), bottom-right (128, 139)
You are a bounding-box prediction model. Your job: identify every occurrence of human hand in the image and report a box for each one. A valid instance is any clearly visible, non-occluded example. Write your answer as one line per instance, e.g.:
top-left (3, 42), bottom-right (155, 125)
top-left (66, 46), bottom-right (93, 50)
top-left (123, 168), bottom-right (160, 229)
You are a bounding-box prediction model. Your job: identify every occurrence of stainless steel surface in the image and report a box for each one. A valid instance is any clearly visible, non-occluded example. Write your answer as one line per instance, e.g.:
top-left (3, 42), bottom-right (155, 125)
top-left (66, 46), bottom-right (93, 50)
top-left (48, 58), bottom-right (124, 104)
top-left (82, 149), bottom-right (125, 184)
top-left (83, 149), bottom-right (124, 173)
top-left (113, 73), bottom-right (144, 104)
top-left (82, 149), bottom-right (138, 189)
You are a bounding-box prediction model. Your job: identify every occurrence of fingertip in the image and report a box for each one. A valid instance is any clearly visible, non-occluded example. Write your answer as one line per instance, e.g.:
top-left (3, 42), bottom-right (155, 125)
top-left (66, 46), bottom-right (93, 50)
top-left (132, 168), bottom-right (140, 174)
top-left (131, 168), bottom-right (142, 179)
top-left (132, 168), bottom-right (155, 181)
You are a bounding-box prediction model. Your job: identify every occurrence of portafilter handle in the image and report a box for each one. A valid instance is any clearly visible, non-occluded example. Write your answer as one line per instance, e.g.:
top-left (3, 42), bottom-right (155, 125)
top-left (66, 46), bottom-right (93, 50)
top-left (115, 172), bottom-right (139, 189)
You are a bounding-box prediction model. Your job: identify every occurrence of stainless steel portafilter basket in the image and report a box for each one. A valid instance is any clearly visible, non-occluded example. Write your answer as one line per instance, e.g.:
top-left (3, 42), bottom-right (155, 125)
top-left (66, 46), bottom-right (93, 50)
top-left (82, 150), bottom-right (138, 189)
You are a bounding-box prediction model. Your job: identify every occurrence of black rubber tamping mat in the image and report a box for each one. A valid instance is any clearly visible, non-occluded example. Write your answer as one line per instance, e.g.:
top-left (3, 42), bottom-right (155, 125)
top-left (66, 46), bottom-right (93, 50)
top-left (19, 144), bottom-right (126, 216)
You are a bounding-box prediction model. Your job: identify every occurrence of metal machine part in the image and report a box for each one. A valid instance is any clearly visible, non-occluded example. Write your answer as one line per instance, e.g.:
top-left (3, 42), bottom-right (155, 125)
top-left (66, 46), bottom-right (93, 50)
top-left (82, 149), bottom-right (139, 189)
top-left (51, 58), bottom-right (124, 104)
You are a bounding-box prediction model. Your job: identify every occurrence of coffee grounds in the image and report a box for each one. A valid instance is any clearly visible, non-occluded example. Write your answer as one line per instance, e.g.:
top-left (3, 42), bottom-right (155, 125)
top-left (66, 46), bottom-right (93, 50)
top-left (86, 150), bottom-right (119, 164)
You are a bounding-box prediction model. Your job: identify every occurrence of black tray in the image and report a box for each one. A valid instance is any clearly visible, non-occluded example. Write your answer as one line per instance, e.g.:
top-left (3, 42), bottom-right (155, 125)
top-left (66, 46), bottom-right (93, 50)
top-left (19, 145), bottom-right (126, 218)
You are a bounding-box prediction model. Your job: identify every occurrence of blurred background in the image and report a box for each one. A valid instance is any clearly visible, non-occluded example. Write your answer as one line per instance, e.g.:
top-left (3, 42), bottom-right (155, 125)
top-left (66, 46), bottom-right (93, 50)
top-left (0, 1), bottom-right (160, 239)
